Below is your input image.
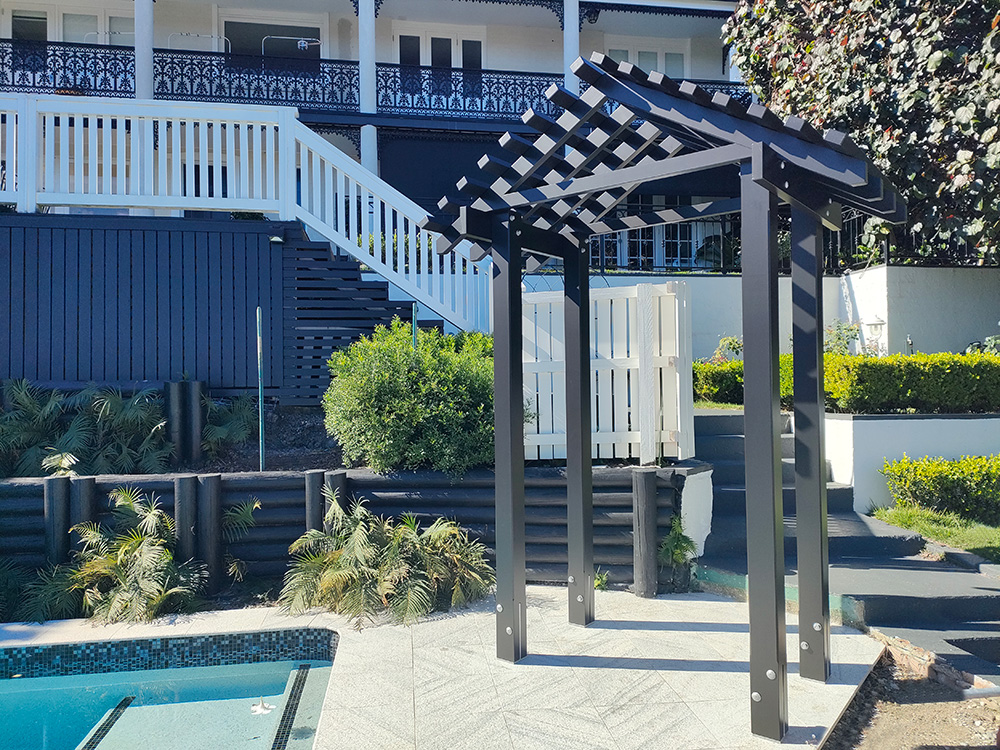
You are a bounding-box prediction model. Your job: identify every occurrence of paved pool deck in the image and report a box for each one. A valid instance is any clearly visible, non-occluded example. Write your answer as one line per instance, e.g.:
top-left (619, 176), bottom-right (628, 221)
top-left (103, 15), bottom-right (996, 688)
top-left (0, 586), bottom-right (883, 749)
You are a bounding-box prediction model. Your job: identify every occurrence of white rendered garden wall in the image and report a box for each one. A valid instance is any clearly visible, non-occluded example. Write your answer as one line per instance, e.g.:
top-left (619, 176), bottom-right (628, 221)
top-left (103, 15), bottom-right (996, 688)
top-left (825, 413), bottom-right (1000, 513)
top-left (522, 283), bottom-right (694, 463)
top-left (525, 266), bottom-right (1000, 360)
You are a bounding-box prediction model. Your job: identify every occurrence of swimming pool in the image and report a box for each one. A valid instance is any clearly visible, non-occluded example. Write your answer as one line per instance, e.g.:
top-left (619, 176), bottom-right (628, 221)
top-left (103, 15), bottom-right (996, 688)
top-left (0, 628), bottom-right (336, 750)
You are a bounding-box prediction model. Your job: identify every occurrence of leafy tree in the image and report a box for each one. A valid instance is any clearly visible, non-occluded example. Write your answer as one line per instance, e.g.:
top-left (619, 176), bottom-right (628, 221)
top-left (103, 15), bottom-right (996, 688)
top-left (724, 0), bottom-right (1000, 261)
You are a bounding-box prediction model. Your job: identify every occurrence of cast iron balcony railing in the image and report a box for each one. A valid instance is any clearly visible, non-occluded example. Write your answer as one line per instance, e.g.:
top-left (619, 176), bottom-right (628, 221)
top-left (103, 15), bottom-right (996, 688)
top-left (376, 63), bottom-right (564, 119)
top-left (0, 38), bottom-right (752, 120)
top-left (153, 48), bottom-right (359, 112)
top-left (0, 38), bottom-right (134, 97)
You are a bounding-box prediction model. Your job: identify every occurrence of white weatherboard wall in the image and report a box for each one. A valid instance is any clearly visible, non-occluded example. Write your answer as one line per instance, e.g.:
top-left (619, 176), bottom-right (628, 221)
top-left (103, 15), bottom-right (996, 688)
top-left (826, 413), bottom-right (1000, 513)
top-left (527, 265), bottom-right (1000, 360)
top-left (522, 283), bottom-right (694, 463)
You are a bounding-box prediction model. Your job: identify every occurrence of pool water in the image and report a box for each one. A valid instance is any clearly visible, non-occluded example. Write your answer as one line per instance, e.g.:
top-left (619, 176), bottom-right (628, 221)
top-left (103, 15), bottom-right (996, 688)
top-left (0, 660), bottom-right (331, 750)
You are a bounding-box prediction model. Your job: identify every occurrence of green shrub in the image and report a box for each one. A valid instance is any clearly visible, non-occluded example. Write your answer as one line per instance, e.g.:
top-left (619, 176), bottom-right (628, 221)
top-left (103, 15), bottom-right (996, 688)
top-left (882, 454), bottom-right (1000, 526)
top-left (692, 354), bottom-right (793, 408)
top-left (825, 352), bottom-right (1000, 414)
top-left (323, 318), bottom-right (494, 476)
top-left (279, 491), bottom-right (494, 625)
top-left (0, 381), bottom-right (172, 478)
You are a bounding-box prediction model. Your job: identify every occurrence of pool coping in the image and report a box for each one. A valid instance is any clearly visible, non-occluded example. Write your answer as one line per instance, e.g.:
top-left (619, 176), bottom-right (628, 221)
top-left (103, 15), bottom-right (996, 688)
top-left (0, 626), bottom-right (339, 679)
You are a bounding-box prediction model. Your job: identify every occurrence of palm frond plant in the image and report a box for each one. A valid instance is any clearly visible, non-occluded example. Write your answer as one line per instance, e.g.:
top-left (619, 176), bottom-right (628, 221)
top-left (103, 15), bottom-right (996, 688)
top-left (202, 395), bottom-right (258, 460)
top-left (279, 487), bottom-right (494, 626)
top-left (0, 380), bottom-right (69, 477)
top-left (18, 487), bottom-right (258, 624)
top-left (657, 515), bottom-right (698, 593)
top-left (0, 558), bottom-right (32, 621)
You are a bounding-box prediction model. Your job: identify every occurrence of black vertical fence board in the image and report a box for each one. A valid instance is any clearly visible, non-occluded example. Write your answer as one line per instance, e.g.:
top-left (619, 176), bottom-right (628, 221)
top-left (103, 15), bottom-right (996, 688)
top-left (142, 230), bottom-right (157, 380)
top-left (116, 229), bottom-right (131, 381)
top-left (90, 229), bottom-right (106, 382)
top-left (233, 232), bottom-right (249, 388)
top-left (181, 230), bottom-right (197, 380)
top-left (0, 225), bottom-right (12, 375)
top-left (221, 231), bottom-right (236, 389)
top-left (49, 228), bottom-right (64, 381)
top-left (23, 227), bottom-right (38, 380)
top-left (65, 229), bottom-right (80, 382)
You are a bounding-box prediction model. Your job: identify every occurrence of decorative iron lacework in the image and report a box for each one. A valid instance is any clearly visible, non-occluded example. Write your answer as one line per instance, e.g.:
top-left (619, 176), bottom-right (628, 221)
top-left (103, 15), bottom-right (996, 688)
top-left (376, 63), bottom-right (562, 120)
top-left (0, 39), bottom-right (134, 97)
top-left (452, 0), bottom-right (565, 27)
top-left (310, 124), bottom-right (363, 152)
top-left (580, 2), bottom-right (733, 24)
top-left (154, 49), bottom-right (360, 112)
top-left (0, 627), bottom-right (339, 680)
top-left (350, 0), bottom-right (387, 15)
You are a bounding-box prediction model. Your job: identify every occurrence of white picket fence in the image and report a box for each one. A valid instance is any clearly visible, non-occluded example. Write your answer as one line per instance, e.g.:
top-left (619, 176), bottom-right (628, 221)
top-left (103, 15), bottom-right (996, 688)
top-left (523, 283), bottom-right (694, 462)
top-left (0, 94), bottom-right (490, 331)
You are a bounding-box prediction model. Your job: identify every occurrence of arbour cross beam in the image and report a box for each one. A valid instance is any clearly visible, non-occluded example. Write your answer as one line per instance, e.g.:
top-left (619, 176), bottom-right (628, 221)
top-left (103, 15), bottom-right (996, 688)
top-left (422, 52), bottom-right (905, 741)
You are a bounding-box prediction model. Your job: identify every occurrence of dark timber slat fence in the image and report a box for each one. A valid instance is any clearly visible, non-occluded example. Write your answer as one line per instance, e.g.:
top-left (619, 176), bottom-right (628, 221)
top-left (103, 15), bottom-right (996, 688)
top-left (0, 465), bottom-right (707, 584)
top-left (0, 214), bottom-right (413, 404)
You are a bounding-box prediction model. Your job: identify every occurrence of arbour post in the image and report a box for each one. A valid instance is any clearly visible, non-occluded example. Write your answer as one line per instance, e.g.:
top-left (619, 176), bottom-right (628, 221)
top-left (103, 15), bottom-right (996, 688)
top-left (564, 240), bottom-right (594, 625)
top-left (741, 160), bottom-right (789, 740)
top-left (792, 205), bottom-right (832, 682)
top-left (493, 213), bottom-right (528, 662)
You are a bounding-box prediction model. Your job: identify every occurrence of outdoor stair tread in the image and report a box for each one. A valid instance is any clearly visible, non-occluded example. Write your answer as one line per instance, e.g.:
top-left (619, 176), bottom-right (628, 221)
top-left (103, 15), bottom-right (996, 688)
top-left (873, 622), bottom-right (1000, 684)
top-left (703, 509), bottom-right (919, 543)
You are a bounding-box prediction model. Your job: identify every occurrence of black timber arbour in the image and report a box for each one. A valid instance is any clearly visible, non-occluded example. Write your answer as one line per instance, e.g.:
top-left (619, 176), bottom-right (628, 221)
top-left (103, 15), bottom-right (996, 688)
top-left (424, 53), bottom-right (905, 741)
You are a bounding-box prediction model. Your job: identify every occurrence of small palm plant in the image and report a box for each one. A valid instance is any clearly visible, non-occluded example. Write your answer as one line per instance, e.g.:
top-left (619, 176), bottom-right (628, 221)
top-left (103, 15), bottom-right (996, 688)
top-left (279, 488), bottom-right (494, 626)
top-left (19, 487), bottom-right (258, 623)
top-left (0, 558), bottom-right (32, 622)
top-left (657, 515), bottom-right (698, 593)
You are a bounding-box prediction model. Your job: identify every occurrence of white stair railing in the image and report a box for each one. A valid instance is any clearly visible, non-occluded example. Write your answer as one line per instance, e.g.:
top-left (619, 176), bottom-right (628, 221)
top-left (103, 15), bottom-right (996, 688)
top-left (0, 94), bottom-right (489, 331)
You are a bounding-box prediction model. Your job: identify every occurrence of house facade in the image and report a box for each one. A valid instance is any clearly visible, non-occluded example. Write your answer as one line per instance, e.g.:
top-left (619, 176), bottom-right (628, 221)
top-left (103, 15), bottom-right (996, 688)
top-left (0, 0), bottom-right (742, 213)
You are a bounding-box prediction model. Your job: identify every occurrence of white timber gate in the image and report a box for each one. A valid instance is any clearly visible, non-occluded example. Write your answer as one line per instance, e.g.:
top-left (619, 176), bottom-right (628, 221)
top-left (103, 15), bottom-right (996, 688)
top-left (522, 282), bottom-right (694, 462)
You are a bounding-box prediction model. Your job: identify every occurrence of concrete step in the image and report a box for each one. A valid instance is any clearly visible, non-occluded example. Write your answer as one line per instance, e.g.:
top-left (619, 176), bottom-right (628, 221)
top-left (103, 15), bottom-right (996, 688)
top-left (708, 457), bottom-right (797, 486)
top-left (695, 432), bottom-right (796, 462)
top-left (712, 483), bottom-right (855, 515)
top-left (694, 410), bottom-right (792, 437)
top-left (702, 510), bottom-right (924, 561)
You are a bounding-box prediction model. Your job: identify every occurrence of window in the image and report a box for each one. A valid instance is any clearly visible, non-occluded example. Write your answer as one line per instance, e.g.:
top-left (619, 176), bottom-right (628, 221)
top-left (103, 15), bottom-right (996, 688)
top-left (11, 10), bottom-right (47, 42)
top-left (395, 26), bottom-right (485, 98)
top-left (606, 38), bottom-right (688, 79)
top-left (225, 21), bottom-right (322, 59)
top-left (61, 12), bottom-right (134, 46)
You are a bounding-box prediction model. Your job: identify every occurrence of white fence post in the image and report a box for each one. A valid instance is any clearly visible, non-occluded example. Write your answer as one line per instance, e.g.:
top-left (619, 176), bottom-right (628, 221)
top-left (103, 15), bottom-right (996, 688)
top-left (278, 107), bottom-right (298, 222)
top-left (636, 284), bottom-right (659, 465)
top-left (675, 281), bottom-right (695, 459)
top-left (16, 95), bottom-right (36, 214)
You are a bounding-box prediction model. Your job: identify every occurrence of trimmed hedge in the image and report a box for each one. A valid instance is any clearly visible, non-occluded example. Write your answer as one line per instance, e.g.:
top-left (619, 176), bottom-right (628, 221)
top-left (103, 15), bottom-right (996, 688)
top-left (693, 354), bottom-right (793, 408)
top-left (825, 352), bottom-right (1000, 414)
top-left (694, 352), bottom-right (1000, 414)
top-left (882, 454), bottom-right (1000, 526)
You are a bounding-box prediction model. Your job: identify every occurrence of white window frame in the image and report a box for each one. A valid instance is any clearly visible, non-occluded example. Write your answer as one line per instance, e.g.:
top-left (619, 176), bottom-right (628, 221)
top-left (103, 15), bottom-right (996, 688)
top-left (216, 8), bottom-right (330, 57)
top-left (2, 2), bottom-right (135, 43)
top-left (604, 34), bottom-right (690, 78)
top-left (391, 21), bottom-right (486, 68)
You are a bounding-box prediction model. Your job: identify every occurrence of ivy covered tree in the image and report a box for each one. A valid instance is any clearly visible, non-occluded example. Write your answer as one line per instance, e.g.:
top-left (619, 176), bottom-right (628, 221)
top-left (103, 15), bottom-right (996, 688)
top-left (724, 0), bottom-right (1000, 261)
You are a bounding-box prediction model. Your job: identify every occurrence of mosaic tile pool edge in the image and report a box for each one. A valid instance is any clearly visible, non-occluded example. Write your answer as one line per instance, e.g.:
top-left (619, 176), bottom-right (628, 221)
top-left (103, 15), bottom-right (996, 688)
top-left (0, 627), bottom-right (339, 679)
